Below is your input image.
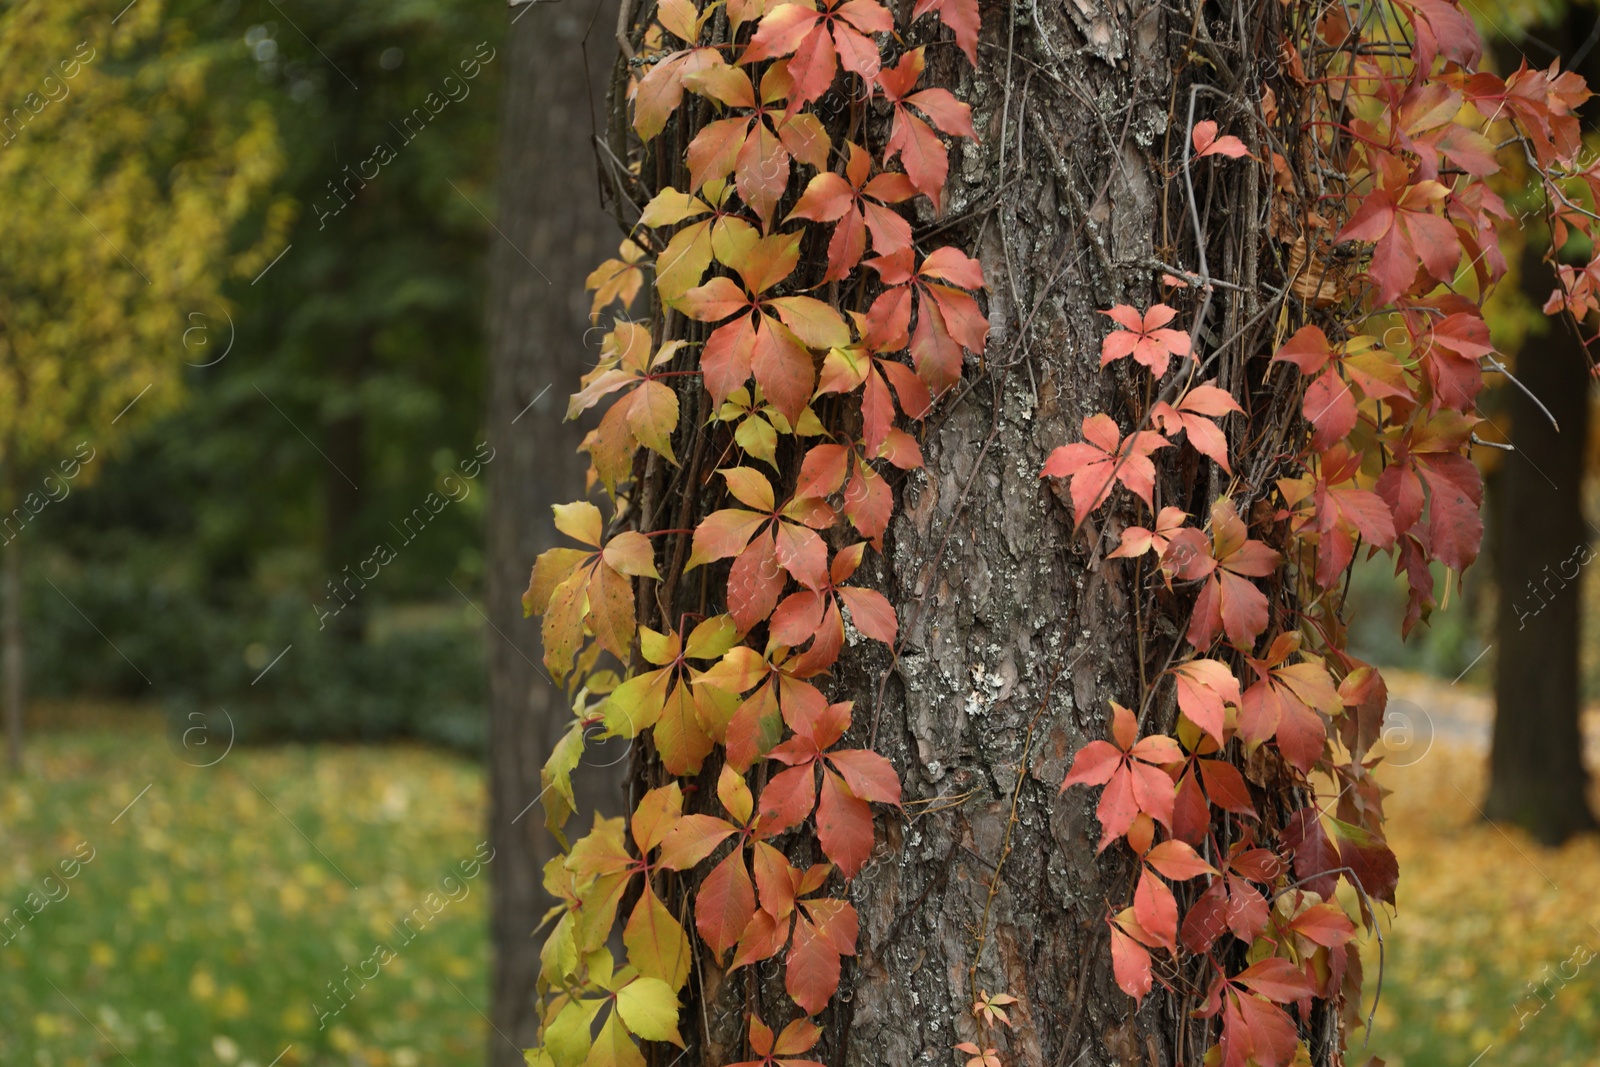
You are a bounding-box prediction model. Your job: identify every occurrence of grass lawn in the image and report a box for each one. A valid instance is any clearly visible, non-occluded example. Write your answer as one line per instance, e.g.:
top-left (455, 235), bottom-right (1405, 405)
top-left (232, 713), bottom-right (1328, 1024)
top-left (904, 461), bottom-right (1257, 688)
top-left (0, 703), bottom-right (490, 1067)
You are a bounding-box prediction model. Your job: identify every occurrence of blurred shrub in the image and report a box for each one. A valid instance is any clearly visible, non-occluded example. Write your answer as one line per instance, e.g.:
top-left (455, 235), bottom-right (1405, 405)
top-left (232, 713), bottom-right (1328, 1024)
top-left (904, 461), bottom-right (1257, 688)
top-left (27, 551), bottom-right (486, 754)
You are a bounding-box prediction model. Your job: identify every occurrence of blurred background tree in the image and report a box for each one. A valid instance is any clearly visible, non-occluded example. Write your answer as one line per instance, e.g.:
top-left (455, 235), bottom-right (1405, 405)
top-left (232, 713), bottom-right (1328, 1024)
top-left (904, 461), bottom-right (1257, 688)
top-left (478, 1), bottom-right (624, 1059)
top-left (29, 0), bottom-right (504, 752)
top-left (0, 0), bottom-right (282, 770)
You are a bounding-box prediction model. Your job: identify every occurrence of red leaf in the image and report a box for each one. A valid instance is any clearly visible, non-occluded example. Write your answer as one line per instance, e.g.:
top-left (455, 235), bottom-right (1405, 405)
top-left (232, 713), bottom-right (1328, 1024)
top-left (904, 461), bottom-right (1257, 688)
top-left (773, 520), bottom-right (828, 590)
top-left (1273, 694), bottom-right (1328, 773)
top-left (1099, 303), bottom-right (1193, 377)
top-left (751, 316), bottom-right (818, 425)
top-left (1271, 325), bottom-right (1335, 375)
top-left (759, 763), bottom-right (819, 837)
top-left (1418, 452), bottom-right (1483, 572)
top-left (1303, 369), bottom-right (1356, 453)
top-left (1234, 958), bottom-right (1316, 1003)
top-left (1110, 505), bottom-right (1189, 561)
top-left (770, 589), bottom-right (827, 648)
top-left (887, 108), bottom-right (950, 208)
top-left (876, 49), bottom-right (977, 211)
top-left (1181, 878), bottom-right (1230, 954)
top-left (1182, 499), bottom-right (1280, 651)
top-left (697, 849), bottom-right (758, 959)
top-left (658, 814), bottom-right (738, 869)
top-left (1171, 768), bottom-right (1211, 847)
top-left (1134, 866), bottom-right (1179, 952)
top-left (911, 0), bottom-right (980, 64)
top-left (1092, 766), bottom-right (1139, 850)
top-left (816, 768), bottom-right (876, 878)
top-left (840, 461), bottom-right (893, 545)
top-left (1338, 180), bottom-right (1461, 305)
top-left (1227, 991), bottom-right (1301, 1067)
top-left (1146, 839), bottom-right (1217, 880)
top-left (1281, 809), bottom-right (1340, 901)
top-left (1223, 875), bottom-right (1270, 943)
top-left (728, 528), bottom-right (788, 631)
top-left (1216, 570), bottom-right (1271, 651)
top-left (1192, 119), bottom-right (1252, 159)
top-left (826, 748), bottom-right (902, 805)
top-left (804, 895), bottom-right (860, 953)
top-left (1061, 739), bottom-right (1122, 788)
top-left (1229, 847), bottom-right (1284, 884)
top-left (1041, 414), bottom-right (1170, 527)
top-left (772, 1015), bottom-right (824, 1057)
top-left (1109, 922), bottom-right (1154, 1002)
top-left (1172, 659), bottom-right (1241, 745)
top-left (1289, 902), bottom-right (1358, 947)
top-left (1198, 758), bottom-right (1256, 816)
top-left (836, 586), bottom-right (898, 645)
top-left (1328, 816), bottom-right (1400, 905)
top-left (786, 911), bottom-right (843, 1014)
top-left (1130, 761), bottom-right (1177, 829)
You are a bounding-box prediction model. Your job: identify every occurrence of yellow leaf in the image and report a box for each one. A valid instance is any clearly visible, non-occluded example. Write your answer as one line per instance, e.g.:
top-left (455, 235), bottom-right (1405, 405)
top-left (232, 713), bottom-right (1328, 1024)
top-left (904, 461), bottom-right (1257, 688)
top-left (602, 669), bottom-right (670, 739)
top-left (626, 379), bottom-right (681, 464)
top-left (581, 1008), bottom-right (646, 1067)
top-left (630, 784), bottom-right (683, 854)
top-left (623, 884), bottom-right (691, 990)
top-left (552, 501), bottom-right (604, 547)
top-left (526, 548), bottom-right (592, 618)
top-left (601, 531), bottom-right (660, 579)
top-left (544, 996), bottom-right (604, 1067)
top-left (541, 721), bottom-right (586, 843)
top-left (614, 977), bottom-right (684, 1046)
top-left (541, 570), bottom-right (590, 682)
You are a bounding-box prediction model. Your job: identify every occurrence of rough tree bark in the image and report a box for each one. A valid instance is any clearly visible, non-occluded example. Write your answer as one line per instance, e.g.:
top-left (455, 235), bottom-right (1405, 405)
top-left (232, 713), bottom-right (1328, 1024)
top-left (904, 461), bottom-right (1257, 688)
top-left (485, 3), bottom-right (623, 1063)
top-left (613, 2), bottom-right (1309, 1065)
top-left (1484, 11), bottom-right (1599, 846)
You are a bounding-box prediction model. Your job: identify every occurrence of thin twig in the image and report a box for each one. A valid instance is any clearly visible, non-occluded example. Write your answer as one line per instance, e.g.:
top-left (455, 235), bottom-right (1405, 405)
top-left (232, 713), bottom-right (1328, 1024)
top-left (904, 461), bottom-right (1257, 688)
top-left (1482, 354), bottom-right (1561, 432)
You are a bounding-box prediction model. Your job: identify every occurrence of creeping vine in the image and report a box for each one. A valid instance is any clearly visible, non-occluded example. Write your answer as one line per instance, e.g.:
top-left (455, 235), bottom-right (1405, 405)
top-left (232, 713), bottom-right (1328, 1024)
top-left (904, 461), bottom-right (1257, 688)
top-left (522, 1), bottom-right (1600, 1066)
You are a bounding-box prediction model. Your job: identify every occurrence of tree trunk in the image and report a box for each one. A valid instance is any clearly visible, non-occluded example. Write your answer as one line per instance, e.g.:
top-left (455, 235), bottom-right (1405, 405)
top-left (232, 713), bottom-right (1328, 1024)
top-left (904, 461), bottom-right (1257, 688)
top-left (620, 3), bottom-right (1310, 1065)
top-left (798, 42), bottom-right (1182, 1067)
top-left (1485, 248), bottom-right (1598, 845)
top-left (484, 3), bottom-right (623, 1064)
top-left (1484, 13), bottom-right (1600, 846)
top-left (3, 526), bottom-right (22, 775)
